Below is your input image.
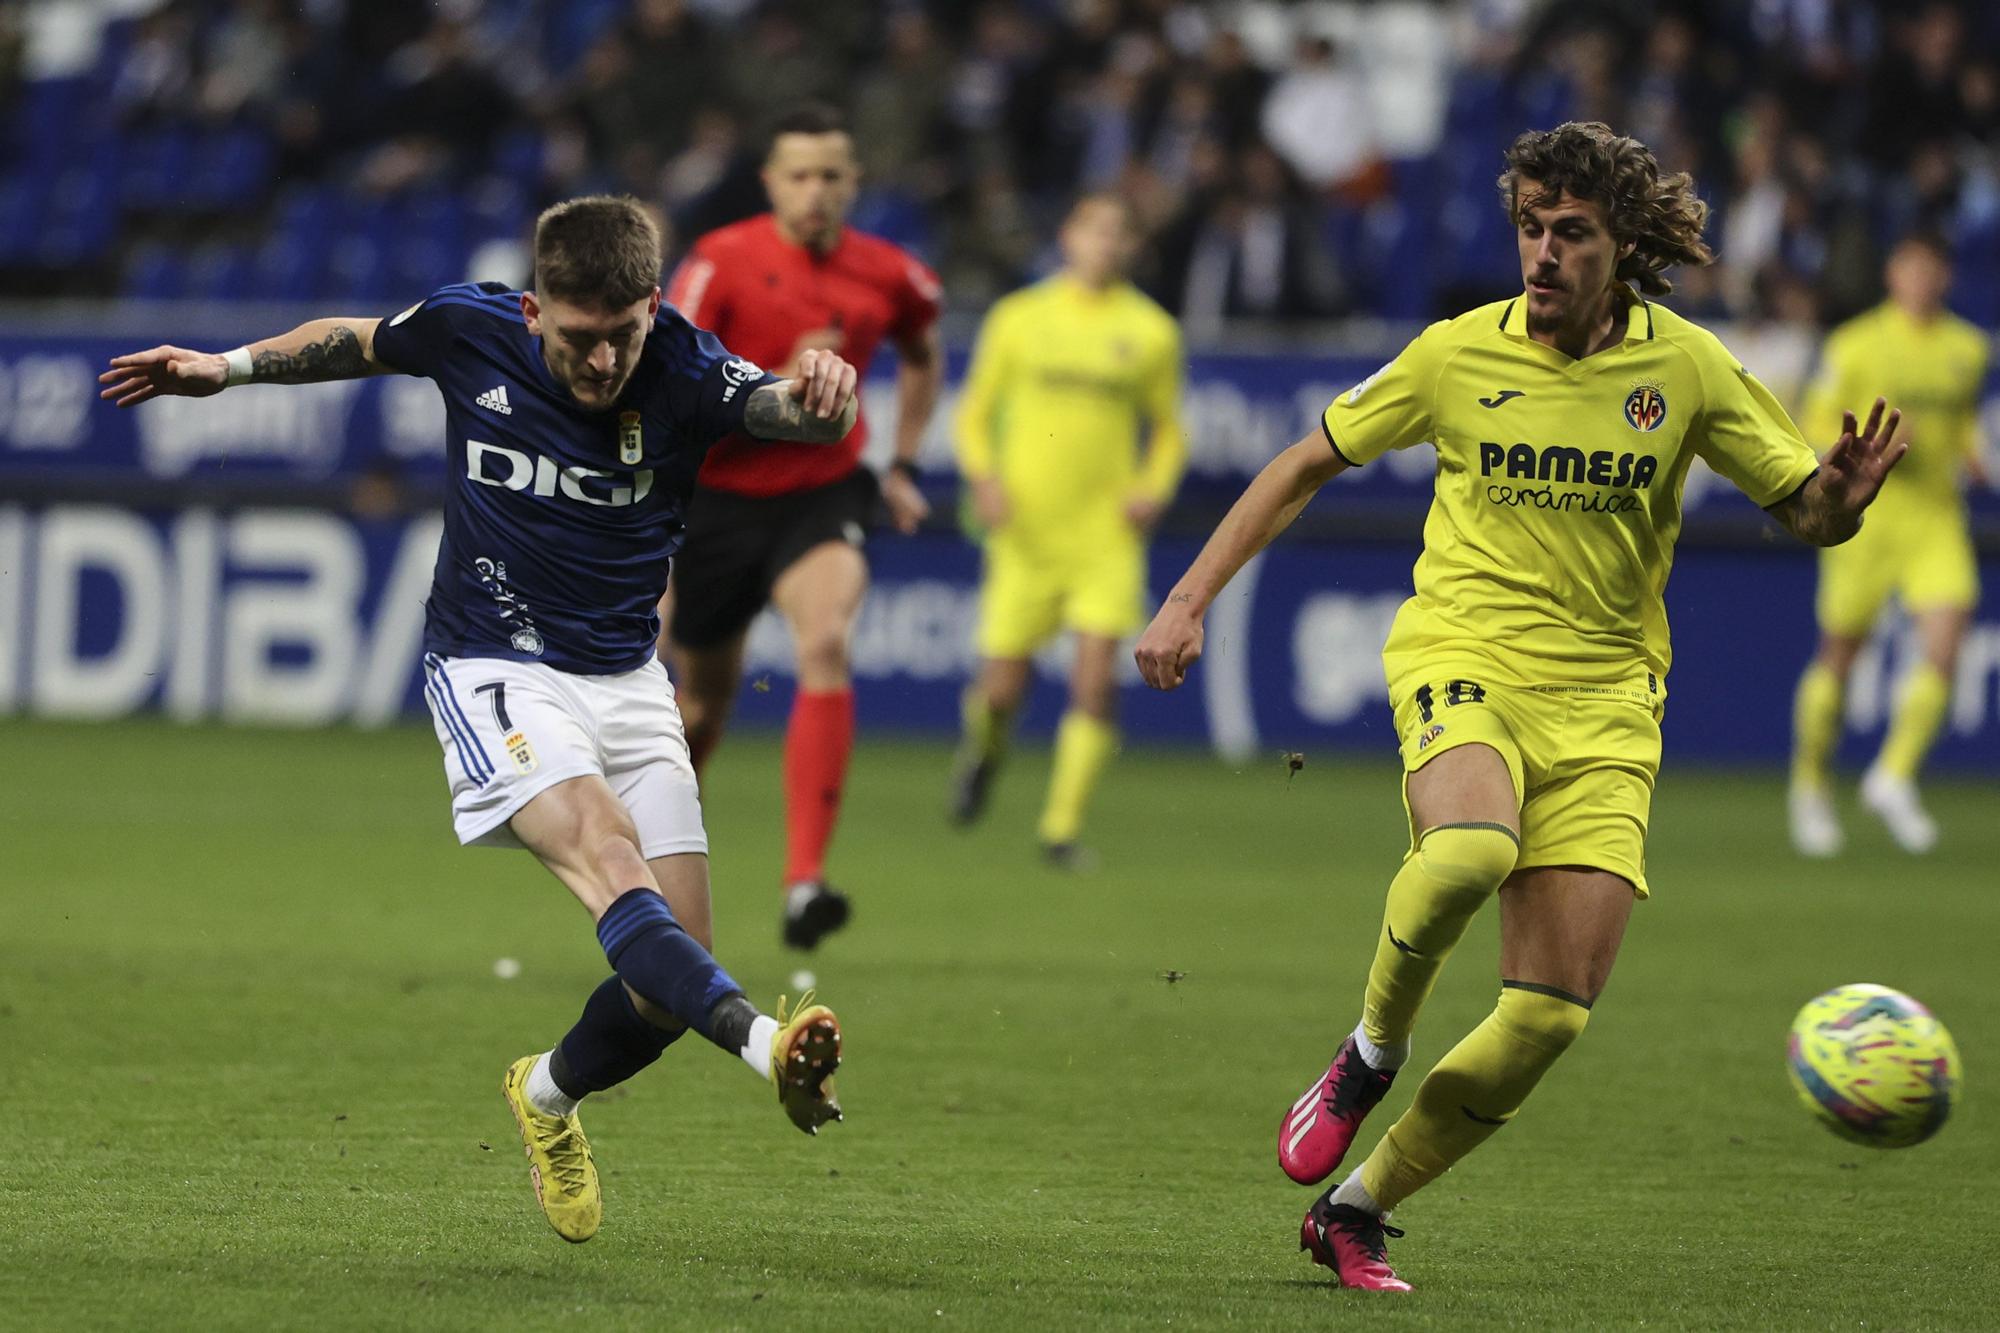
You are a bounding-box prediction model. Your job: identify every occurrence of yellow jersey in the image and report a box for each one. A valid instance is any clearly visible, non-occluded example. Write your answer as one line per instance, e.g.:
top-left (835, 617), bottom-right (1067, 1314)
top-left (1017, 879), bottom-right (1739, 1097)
top-left (955, 274), bottom-right (1185, 549)
top-left (1324, 292), bottom-right (1819, 688)
top-left (1803, 303), bottom-right (1988, 516)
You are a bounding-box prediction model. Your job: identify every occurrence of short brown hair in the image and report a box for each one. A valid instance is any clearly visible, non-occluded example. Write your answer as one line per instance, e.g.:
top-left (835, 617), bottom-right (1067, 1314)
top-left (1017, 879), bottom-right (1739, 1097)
top-left (1498, 122), bottom-right (1713, 296)
top-left (533, 195), bottom-right (663, 309)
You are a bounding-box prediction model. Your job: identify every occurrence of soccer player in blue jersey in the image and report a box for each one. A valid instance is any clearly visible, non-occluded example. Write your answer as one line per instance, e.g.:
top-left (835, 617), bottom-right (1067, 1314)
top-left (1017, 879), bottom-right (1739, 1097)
top-left (99, 196), bottom-right (857, 1244)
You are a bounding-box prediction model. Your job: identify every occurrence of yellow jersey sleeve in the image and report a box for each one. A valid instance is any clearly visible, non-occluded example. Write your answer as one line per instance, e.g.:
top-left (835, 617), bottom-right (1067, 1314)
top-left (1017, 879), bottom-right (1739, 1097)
top-left (1321, 323), bottom-right (1445, 466)
top-left (954, 297), bottom-right (1020, 481)
top-left (1691, 352), bottom-right (1821, 509)
top-left (1135, 320), bottom-right (1187, 501)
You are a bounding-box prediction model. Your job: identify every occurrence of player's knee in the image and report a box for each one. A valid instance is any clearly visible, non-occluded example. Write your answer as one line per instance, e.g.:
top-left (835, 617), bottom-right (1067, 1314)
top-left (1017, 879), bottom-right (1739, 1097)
top-left (794, 623), bottom-right (850, 681)
top-left (1415, 824), bottom-right (1519, 908)
top-left (1495, 983), bottom-right (1592, 1055)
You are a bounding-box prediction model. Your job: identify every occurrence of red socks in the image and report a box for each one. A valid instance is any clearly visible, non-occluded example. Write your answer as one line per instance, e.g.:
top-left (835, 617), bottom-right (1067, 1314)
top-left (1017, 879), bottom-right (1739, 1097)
top-left (783, 687), bottom-right (854, 885)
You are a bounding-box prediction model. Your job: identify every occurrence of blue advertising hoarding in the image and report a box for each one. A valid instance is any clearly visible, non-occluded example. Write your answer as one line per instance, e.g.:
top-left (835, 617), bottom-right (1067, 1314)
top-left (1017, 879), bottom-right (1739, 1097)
top-left (3, 505), bottom-right (1995, 773)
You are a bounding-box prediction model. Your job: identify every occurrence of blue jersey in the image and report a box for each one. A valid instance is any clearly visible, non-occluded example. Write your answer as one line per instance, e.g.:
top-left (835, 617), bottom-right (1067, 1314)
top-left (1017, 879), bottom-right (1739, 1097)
top-left (372, 282), bottom-right (778, 674)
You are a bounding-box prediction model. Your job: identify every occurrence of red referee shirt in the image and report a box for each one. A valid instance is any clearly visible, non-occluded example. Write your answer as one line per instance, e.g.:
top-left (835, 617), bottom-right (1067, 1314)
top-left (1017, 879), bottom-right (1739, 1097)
top-left (666, 214), bottom-right (943, 497)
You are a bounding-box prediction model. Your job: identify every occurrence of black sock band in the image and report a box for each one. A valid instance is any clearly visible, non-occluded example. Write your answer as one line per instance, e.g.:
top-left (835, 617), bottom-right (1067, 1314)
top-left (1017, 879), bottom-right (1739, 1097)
top-left (706, 993), bottom-right (760, 1056)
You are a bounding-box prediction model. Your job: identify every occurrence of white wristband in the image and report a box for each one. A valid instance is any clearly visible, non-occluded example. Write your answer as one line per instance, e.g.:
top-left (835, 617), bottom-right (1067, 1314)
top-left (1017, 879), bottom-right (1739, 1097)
top-left (222, 346), bottom-right (254, 387)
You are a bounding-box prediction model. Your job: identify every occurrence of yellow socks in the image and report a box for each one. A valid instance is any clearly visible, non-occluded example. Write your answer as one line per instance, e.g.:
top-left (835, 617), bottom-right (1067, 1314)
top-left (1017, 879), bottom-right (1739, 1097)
top-left (1790, 661), bottom-right (1844, 790)
top-left (1878, 664), bottom-right (1950, 781)
top-left (1037, 710), bottom-right (1118, 845)
top-left (1359, 983), bottom-right (1591, 1210)
top-left (1362, 824), bottom-right (1519, 1049)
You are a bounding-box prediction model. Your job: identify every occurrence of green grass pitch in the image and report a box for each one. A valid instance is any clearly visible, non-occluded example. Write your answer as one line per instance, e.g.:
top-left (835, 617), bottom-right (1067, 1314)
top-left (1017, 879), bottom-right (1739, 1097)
top-left (3, 717), bottom-right (1994, 1331)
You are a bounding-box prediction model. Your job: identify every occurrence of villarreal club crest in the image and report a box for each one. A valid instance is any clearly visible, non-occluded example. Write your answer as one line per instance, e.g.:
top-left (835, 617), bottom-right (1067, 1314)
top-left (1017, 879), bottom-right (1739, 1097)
top-left (1623, 384), bottom-right (1667, 432)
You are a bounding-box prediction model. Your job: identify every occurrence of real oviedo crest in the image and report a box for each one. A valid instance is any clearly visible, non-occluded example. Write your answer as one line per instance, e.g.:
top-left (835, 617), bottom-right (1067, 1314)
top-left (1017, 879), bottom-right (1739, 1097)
top-left (618, 411), bottom-right (644, 465)
top-left (1623, 385), bottom-right (1667, 432)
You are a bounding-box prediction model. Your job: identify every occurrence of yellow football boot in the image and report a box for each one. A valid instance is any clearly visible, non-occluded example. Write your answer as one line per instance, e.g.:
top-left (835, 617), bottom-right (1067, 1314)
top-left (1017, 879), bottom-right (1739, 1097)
top-left (770, 991), bottom-right (843, 1134)
top-left (501, 1055), bottom-right (602, 1242)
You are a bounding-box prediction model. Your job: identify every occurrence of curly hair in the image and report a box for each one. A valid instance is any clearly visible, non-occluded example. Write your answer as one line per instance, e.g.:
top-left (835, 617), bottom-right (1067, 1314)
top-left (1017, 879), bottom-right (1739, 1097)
top-left (1498, 122), bottom-right (1713, 296)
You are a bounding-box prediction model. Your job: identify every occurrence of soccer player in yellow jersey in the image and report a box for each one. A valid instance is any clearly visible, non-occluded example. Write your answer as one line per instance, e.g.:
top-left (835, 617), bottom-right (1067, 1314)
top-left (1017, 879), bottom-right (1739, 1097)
top-left (951, 193), bottom-right (1185, 864)
top-left (1135, 123), bottom-right (1906, 1292)
top-left (1789, 233), bottom-right (1990, 856)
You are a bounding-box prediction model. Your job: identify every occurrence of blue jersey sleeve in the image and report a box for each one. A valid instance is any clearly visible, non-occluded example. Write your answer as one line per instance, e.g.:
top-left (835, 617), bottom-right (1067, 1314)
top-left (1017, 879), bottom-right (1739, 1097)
top-left (654, 309), bottom-right (779, 443)
top-left (373, 282), bottom-right (514, 378)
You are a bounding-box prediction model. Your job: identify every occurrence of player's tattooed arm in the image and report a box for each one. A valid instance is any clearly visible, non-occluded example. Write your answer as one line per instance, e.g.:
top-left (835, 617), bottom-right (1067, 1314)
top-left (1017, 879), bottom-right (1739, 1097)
top-left (248, 320), bottom-right (384, 383)
top-left (743, 348), bottom-right (861, 444)
top-left (1769, 397), bottom-right (1905, 546)
top-left (99, 317), bottom-right (386, 407)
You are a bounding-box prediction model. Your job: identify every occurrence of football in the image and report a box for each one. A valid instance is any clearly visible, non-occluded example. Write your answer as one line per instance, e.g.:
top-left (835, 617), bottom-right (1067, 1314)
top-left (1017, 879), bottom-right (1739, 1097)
top-left (1786, 984), bottom-right (1961, 1148)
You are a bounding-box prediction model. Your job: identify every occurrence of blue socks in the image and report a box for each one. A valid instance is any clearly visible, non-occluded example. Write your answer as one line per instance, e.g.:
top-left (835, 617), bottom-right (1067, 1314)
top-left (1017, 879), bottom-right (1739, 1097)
top-left (595, 888), bottom-right (747, 1050)
top-left (548, 975), bottom-right (682, 1099)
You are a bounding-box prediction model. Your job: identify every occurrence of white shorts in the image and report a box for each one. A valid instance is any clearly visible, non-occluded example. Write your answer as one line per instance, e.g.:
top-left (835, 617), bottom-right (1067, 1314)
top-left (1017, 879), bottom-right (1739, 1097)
top-left (421, 652), bottom-right (707, 859)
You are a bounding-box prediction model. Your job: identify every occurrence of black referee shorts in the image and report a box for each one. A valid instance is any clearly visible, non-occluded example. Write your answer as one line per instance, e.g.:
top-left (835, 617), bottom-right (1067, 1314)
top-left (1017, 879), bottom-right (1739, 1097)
top-left (668, 469), bottom-right (878, 650)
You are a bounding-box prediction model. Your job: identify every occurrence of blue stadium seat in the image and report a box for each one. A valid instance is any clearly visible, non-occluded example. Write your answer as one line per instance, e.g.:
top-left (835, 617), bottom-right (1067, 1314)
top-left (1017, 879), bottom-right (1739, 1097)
top-left (252, 234), bottom-right (324, 303)
top-left (123, 243), bottom-right (187, 300)
top-left (0, 169), bottom-right (48, 262)
top-left (186, 244), bottom-right (254, 300)
top-left (322, 233), bottom-right (391, 302)
top-left (10, 77), bottom-right (94, 170)
top-left (187, 126), bottom-right (276, 210)
top-left (120, 128), bottom-right (198, 211)
top-left (388, 189), bottom-right (471, 293)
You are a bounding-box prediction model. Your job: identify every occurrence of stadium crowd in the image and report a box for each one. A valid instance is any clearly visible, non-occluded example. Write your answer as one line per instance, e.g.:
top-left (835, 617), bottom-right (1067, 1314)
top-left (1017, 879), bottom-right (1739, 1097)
top-left (2, 0), bottom-right (1997, 329)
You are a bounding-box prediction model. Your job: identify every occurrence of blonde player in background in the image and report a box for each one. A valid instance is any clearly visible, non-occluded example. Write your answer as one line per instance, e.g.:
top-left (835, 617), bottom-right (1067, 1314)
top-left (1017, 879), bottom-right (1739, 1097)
top-left (949, 193), bottom-right (1186, 866)
top-left (1789, 233), bottom-right (1991, 856)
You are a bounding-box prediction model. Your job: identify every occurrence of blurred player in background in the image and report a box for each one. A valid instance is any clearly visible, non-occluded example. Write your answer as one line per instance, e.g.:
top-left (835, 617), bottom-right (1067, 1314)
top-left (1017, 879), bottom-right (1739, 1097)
top-left (1135, 123), bottom-right (1904, 1292)
top-left (949, 193), bottom-right (1185, 866)
top-left (100, 196), bottom-right (855, 1245)
top-left (663, 102), bottom-right (944, 950)
top-left (1788, 233), bottom-right (1990, 856)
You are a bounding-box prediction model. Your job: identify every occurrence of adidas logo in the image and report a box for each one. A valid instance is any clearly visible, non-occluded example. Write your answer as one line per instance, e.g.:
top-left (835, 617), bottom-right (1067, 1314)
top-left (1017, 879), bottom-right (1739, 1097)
top-left (476, 385), bottom-right (513, 415)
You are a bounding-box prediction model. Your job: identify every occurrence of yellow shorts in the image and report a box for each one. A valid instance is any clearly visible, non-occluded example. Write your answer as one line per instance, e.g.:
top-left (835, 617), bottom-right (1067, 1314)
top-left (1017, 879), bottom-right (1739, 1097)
top-left (1817, 508), bottom-right (1979, 636)
top-left (976, 534), bottom-right (1145, 659)
top-left (1389, 668), bottom-right (1663, 898)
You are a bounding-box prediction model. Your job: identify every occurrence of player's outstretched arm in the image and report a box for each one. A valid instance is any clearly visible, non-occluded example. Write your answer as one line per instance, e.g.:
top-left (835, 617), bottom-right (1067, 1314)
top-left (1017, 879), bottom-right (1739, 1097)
top-left (743, 347), bottom-right (860, 444)
top-left (99, 318), bottom-right (387, 408)
top-left (1769, 397), bottom-right (1906, 546)
top-left (1134, 431), bottom-right (1348, 690)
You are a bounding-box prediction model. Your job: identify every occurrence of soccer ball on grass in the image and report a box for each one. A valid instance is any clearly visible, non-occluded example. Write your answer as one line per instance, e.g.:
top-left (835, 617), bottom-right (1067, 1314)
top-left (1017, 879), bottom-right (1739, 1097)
top-left (1786, 983), bottom-right (1960, 1148)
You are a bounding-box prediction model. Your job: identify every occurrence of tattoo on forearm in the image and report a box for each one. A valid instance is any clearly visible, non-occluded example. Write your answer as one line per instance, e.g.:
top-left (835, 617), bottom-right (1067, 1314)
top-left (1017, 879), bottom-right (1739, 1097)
top-left (743, 381), bottom-right (856, 444)
top-left (252, 326), bottom-right (367, 383)
top-left (1169, 593), bottom-right (1193, 604)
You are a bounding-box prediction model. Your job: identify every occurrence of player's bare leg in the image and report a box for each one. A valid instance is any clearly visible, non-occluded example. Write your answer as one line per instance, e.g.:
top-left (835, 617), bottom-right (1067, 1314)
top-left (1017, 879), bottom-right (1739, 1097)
top-left (664, 622), bottom-right (748, 781)
top-left (1307, 864), bottom-right (1628, 1291)
top-left (770, 539), bottom-right (869, 947)
top-left (498, 777), bottom-right (841, 1240)
top-left (1038, 633), bottom-right (1121, 868)
top-left (1863, 605), bottom-right (1967, 852)
top-left (1282, 742), bottom-right (1519, 1187)
top-left (1790, 630), bottom-right (1865, 856)
top-left (952, 656), bottom-right (1032, 825)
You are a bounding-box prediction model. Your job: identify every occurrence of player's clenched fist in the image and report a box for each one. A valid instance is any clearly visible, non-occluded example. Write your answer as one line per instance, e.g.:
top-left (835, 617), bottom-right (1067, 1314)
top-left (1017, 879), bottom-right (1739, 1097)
top-left (98, 345), bottom-right (229, 408)
top-left (1134, 603), bottom-right (1204, 690)
top-left (789, 348), bottom-right (859, 421)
